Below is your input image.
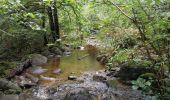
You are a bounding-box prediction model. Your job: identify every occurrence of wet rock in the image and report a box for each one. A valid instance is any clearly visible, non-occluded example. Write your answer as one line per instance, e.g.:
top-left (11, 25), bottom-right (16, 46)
top-left (114, 62), bottom-right (152, 81)
top-left (23, 54), bottom-right (47, 65)
top-left (63, 52), bottom-right (71, 55)
top-left (40, 75), bottom-right (56, 81)
top-left (68, 76), bottom-right (77, 80)
top-left (65, 88), bottom-right (93, 100)
top-left (106, 67), bottom-right (120, 77)
top-left (25, 70), bottom-right (144, 100)
top-left (50, 47), bottom-right (63, 55)
top-left (20, 82), bottom-right (36, 88)
top-left (30, 66), bottom-right (48, 74)
top-left (25, 73), bottom-right (39, 83)
top-left (0, 95), bottom-right (19, 100)
top-left (93, 75), bottom-right (107, 82)
top-left (41, 48), bottom-right (51, 56)
top-left (53, 68), bottom-right (62, 74)
top-left (0, 79), bottom-right (22, 94)
top-left (18, 76), bottom-right (36, 88)
top-left (105, 80), bottom-right (119, 88)
top-left (71, 72), bottom-right (75, 74)
top-left (96, 55), bottom-right (108, 65)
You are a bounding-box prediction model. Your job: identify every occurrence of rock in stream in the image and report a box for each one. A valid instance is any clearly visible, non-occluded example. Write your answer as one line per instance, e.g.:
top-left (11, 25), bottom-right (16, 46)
top-left (19, 70), bottom-right (145, 100)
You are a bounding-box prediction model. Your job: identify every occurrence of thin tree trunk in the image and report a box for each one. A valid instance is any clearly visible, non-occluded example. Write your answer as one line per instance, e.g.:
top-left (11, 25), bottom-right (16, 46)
top-left (47, 1), bottom-right (60, 42)
top-left (42, 5), bottom-right (48, 46)
top-left (53, 1), bottom-right (60, 39)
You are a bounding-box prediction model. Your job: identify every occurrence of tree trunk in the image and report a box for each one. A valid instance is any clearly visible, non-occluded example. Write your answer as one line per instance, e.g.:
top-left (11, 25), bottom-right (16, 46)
top-left (42, 5), bottom-right (48, 46)
top-left (47, 1), bottom-right (60, 42)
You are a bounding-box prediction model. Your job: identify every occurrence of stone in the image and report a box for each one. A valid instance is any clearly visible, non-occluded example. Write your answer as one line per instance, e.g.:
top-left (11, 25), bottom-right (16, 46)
top-left (65, 88), bottom-right (93, 100)
top-left (53, 69), bottom-right (62, 74)
top-left (0, 95), bottom-right (19, 100)
top-left (40, 75), bottom-right (56, 81)
top-left (68, 76), bottom-right (77, 80)
top-left (31, 66), bottom-right (48, 74)
top-left (105, 80), bottom-right (119, 88)
top-left (25, 73), bottom-right (39, 83)
top-left (18, 76), bottom-right (36, 88)
top-left (93, 75), bottom-right (107, 82)
top-left (114, 62), bottom-right (152, 81)
top-left (50, 47), bottom-right (63, 55)
top-left (64, 52), bottom-right (72, 55)
top-left (0, 79), bottom-right (22, 94)
top-left (23, 54), bottom-right (48, 65)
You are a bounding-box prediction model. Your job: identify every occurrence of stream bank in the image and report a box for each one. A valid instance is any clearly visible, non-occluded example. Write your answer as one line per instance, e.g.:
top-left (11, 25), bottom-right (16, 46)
top-left (0, 37), bottom-right (148, 100)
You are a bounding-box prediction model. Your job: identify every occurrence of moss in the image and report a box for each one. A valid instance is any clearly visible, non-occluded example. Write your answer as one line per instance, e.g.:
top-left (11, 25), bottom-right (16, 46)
top-left (106, 80), bottom-right (119, 88)
top-left (0, 61), bottom-right (17, 77)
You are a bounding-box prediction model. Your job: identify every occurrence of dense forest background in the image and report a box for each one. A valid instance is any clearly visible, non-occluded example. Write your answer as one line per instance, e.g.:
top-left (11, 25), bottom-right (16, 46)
top-left (0, 0), bottom-right (170, 99)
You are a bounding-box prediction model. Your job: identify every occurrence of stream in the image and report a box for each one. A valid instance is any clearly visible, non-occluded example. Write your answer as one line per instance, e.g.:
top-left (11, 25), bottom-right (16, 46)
top-left (26, 45), bottom-right (103, 85)
top-left (18, 45), bottom-right (145, 100)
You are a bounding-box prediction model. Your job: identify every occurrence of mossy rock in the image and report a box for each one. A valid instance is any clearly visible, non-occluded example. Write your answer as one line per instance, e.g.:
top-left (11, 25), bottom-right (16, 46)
top-left (0, 79), bottom-right (22, 94)
top-left (49, 47), bottom-right (63, 55)
top-left (0, 61), bottom-right (17, 77)
top-left (22, 54), bottom-right (47, 65)
top-left (114, 60), bottom-right (153, 81)
top-left (105, 80), bottom-right (119, 88)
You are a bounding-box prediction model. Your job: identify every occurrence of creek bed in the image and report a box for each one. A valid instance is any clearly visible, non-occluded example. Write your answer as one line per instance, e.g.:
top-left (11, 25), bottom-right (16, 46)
top-left (27, 46), bottom-right (104, 86)
top-left (19, 46), bottom-right (145, 100)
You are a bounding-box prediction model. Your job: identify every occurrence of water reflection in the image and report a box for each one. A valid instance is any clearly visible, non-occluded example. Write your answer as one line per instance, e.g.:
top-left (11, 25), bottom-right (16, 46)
top-left (29, 46), bottom-right (104, 85)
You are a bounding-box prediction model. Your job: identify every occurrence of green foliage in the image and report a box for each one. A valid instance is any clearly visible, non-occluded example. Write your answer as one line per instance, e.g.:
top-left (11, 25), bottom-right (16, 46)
top-left (132, 78), bottom-right (152, 93)
top-left (0, 61), bottom-right (16, 77)
top-left (0, 0), bottom-right (170, 99)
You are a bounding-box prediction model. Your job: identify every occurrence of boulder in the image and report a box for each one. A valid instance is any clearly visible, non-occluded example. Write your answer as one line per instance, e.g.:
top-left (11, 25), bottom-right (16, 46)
top-left (50, 47), bottom-right (63, 55)
top-left (30, 66), bottom-right (48, 74)
top-left (105, 80), bottom-right (119, 88)
top-left (65, 88), bottom-right (93, 100)
top-left (18, 76), bottom-right (36, 88)
top-left (0, 79), bottom-right (22, 94)
top-left (114, 62), bottom-right (152, 81)
top-left (53, 69), bottom-right (62, 74)
top-left (25, 73), bottom-right (39, 83)
top-left (23, 54), bottom-right (47, 65)
top-left (93, 75), bottom-right (107, 82)
top-left (0, 95), bottom-right (19, 100)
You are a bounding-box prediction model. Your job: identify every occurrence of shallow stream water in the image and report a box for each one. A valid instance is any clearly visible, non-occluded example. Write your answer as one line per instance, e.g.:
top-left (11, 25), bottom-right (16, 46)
top-left (20, 45), bottom-right (144, 100)
top-left (28, 46), bottom-right (104, 86)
